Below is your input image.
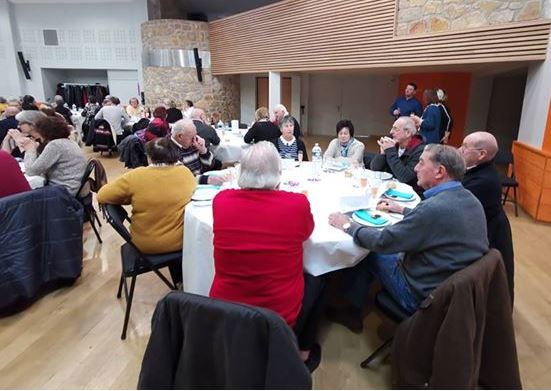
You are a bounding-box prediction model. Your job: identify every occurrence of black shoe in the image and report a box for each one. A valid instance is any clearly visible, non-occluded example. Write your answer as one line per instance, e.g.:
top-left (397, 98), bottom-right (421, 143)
top-left (326, 306), bottom-right (364, 334)
top-left (304, 343), bottom-right (321, 373)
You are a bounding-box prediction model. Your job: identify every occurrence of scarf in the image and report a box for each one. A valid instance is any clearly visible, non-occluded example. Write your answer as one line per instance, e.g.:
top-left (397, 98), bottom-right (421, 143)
top-left (340, 138), bottom-right (355, 157)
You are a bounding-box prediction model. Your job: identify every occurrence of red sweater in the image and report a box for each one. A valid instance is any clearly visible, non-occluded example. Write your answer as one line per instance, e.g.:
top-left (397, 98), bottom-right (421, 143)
top-left (0, 150), bottom-right (31, 199)
top-left (209, 189), bottom-right (315, 326)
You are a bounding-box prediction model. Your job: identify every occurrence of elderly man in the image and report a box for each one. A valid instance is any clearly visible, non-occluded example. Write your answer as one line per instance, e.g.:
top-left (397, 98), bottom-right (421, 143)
top-left (53, 95), bottom-right (74, 126)
top-left (95, 97), bottom-right (130, 142)
top-left (370, 116), bottom-right (424, 192)
top-left (328, 145), bottom-right (488, 332)
top-left (460, 131), bottom-right (515, 304)
top-left (0, 106), bottom-right (20, 142)
top-left (191, 108), bottom-right (220, 147)
top-left (389, 82), bottom-right (423, 119)
top-left (171, 119), bottom-right (223, 186)
top-left (273, 103), bottom-right (301, 138)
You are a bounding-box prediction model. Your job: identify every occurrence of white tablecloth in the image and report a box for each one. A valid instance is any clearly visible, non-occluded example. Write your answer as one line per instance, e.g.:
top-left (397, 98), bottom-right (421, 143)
top-left (19, 162), bottom-right (45, 189)
top-left (212, 129), bottom-right (250, 163)
top-left (182, 162), bottom-right (420, 296)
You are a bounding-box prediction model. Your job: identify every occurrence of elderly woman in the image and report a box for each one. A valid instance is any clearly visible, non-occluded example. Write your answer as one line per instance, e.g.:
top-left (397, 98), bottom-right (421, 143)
top-left (243, 107), bottom-right (281, 144)
top-left (97, 137), bottom-right (196, 281)
top-left (411, 89), bottom-right (442, 145)
top-left (1, 110), bottom-right (46, 158)
top-left (209, 141), bottom-right (323, 372)
top-left (270, 115), bottom-right (308, 160)
top-left (126, 97), bottom-right (144, 118)
top-left (323, 119), bottom-right (365, 165)
top-left (20, 116), bottom-right (86, 196)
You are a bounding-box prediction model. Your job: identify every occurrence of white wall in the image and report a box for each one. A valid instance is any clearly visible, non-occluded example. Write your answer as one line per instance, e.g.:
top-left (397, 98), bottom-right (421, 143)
top-left (107, 69), bottom-right (140, 104)
top-left (518, 42), bottom-right (551, 148)
top-left (464, 76), bottom-right (493, 134)
top-left (0, 0), bottom-right (24, 98)
top-left (4, 0), bottom-right (147, 101)
top-left (308, 73), bottom-right (398, 136)
top-left (240, 74), bottom-right (256, 125)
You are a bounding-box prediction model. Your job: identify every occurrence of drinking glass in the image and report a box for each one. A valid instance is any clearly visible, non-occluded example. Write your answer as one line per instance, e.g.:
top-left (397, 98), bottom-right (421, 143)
top-left (297, 150), bottom-right (304, 164)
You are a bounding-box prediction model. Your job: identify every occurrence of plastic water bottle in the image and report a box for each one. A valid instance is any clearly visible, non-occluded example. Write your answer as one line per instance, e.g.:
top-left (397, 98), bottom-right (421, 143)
top-left (217, 120), bottom-right (224, 129)
top-left (312, 143), bottom-right (322, 178)
top-left (71, 104), bottom-right (77, 111)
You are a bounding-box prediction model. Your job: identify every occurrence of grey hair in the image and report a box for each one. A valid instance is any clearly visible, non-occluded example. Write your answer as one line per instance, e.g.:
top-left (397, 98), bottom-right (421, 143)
top-left (279, 115), bottom-right (295, 130)
top-left (171, 118), bottom-right (195, 137)
top-left (238, 141), bottom-right (281, 190)
top-left (424, 144), bottom-right (466, 181)
top-left (274, 103), bottom-right (288, 113)
top-left (15, 110), bottom-right (46, 125)
top-left (398, 116), bottom-right (417, 135)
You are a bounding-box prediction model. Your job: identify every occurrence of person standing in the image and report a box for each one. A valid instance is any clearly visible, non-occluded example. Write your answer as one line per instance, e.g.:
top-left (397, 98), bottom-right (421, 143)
top-left (389, 82), bottom-right (423, 119)
top-left (411, 89), bottom-right (442, 145)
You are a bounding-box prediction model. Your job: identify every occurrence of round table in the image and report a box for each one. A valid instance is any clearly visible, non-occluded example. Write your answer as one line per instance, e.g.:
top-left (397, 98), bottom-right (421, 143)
top-left (181, 162), bottom-right (420, 296)
top-left (212, 129), bottom-right (250, 163)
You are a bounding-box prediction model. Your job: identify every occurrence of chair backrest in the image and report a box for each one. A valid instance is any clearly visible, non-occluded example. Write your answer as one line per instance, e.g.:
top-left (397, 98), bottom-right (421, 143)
top-left (103, 204), bottom-right (132, 243)
top-left (494, 149), bottom-right (515, 178)
top-left (138, 292), bottom-right (312, 390)
top-left (76, 159), bottom-right (96, 198)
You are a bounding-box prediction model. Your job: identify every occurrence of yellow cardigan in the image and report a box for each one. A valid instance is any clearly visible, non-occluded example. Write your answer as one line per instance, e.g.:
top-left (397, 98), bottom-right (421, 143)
top-left (97, 165), bottom-right (196, 254)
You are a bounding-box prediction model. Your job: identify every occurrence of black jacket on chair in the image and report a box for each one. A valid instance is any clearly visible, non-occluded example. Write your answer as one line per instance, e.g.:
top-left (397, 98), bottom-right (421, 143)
top-left (138, 292), bottom-right (311, 390)
top-left (463, 160), bottom-right (515, 303)
top-left (0, 185), bottom-right (83, 314)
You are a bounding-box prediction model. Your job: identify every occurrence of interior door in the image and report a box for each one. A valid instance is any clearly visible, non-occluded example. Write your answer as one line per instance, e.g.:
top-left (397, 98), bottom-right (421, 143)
top-left (256, 76), bottom-right (292, 112)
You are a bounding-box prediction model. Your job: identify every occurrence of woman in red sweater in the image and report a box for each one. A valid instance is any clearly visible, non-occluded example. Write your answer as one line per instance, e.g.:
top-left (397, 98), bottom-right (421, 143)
top-left (0, 150), bottom-right (31, 198)
top-left (210, 141), bottom-right (323, 372)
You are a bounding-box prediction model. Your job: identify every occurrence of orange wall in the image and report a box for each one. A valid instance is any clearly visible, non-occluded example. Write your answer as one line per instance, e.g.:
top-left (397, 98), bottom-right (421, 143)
top-left (398, 73), bottom-right (472, 147)
top-left (541, 98), bottom-right (551, 153)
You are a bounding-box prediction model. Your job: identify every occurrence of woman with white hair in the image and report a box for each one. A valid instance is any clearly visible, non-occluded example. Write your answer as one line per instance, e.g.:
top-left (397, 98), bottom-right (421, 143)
top-left (271, 115), bottom-right (308, 160)
top-left (209, 141), bottom-right (323, 372)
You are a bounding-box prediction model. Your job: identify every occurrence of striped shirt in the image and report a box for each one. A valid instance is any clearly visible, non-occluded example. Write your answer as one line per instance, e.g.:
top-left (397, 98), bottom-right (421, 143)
top-left (277, 136), bottom-right (298, 159)
top-left (171, 137), bottom-right (214, 176)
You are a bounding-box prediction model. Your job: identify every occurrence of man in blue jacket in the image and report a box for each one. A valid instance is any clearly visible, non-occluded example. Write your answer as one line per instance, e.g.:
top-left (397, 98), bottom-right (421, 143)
top-left (389, 82), bottom-right (423, 119)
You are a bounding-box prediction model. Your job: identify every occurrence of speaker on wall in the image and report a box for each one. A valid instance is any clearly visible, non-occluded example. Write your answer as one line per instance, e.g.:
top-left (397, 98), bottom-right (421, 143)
top-left (193, 48), bottom-right (203, 83)
top-left (17, 51), bottom-right (31, 80)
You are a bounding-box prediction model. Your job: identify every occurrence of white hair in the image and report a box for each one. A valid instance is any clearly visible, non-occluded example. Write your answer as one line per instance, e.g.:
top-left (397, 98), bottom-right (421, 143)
top-left (172, 118), bottom-right (195, 136)
top-left (274, 104), bottom-right (288, 114)
top-left (238, 141), bottom-right (281, 190)
top-left (398, 116), bottom-right (417, 135)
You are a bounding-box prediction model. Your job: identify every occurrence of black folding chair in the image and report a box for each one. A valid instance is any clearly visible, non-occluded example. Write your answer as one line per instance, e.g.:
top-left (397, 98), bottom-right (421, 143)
top-left (494, 150), bottom-right (519, 217)
top-left (103, 204), bottom-right (181, 340)
top-left (76, 159), bottom-right (103, 243)
top-left (360, 291), bottom-right (412, 368)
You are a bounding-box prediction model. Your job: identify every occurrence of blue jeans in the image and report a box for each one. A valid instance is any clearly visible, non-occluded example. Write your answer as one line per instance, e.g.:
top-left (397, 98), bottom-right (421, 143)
top-left (343, 252), bottom-right (419, 314)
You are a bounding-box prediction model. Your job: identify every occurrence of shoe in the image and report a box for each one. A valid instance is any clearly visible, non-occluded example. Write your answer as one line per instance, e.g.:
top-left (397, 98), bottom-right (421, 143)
top-left (326, 306), bottom-right (364, 334)
top-left (304, 343), bottom-right (321, 373)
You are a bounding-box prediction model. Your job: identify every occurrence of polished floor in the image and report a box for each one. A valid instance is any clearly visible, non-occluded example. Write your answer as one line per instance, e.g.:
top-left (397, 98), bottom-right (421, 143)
top-left (1, 137), bottom-right (551, 388)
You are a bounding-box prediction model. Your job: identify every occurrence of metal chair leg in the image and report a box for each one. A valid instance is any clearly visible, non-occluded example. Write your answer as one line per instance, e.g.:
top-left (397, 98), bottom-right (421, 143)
top-left (361, 338), bottom-right (393, 368)
top-left (503, 186), bottom-right (510, 205)
top-left (116, 274), bottom-right (124, 298)
top-left (513, 186), bottom-right (518, 217)
top-left (121, 276), bottom-right (136, 340)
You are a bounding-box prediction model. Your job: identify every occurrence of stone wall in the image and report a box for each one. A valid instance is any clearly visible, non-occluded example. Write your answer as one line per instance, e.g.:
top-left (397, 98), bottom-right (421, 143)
top-left (141, 19), bottom-right (240, 121)
top-left (397, 0), bottom-right (545, 35)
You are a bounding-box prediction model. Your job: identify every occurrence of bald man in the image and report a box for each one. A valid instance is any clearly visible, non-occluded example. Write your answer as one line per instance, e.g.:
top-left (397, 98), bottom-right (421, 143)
top-left (460, 131), bottom-right (515, 304)
top-left (0, 106), bottom-right (20, 143)
top-left (191, 108), bottom-right (220, 147)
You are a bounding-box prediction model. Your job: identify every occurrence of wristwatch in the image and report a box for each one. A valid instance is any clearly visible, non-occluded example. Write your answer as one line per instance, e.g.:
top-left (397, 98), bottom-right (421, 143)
top-left (342, 222), bottom-right (352, 233)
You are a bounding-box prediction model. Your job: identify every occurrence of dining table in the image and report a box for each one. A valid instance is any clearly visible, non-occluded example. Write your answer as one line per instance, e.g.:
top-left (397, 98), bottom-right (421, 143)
top-left (18, 161), bottom-right (45, 189)
top-left (181, 161), bottom-right (420, 296)
top-left (212, 128), bottom-right (250, 163)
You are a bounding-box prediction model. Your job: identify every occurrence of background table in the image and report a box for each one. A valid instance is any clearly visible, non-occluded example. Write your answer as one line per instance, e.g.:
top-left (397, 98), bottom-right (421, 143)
top-left (182, 162), bottom-right (420, 296)
top-left (212, 129), bottom-right (250, 163)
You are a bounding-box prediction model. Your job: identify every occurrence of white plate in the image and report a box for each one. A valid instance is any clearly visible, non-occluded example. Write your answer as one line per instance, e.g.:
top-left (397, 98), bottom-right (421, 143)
top-left (352, 210), bottom-right (392, 227)
top-left (192, 185), bottom-right (220, 201)
top-left (369, 171), bottom-right (393, 180)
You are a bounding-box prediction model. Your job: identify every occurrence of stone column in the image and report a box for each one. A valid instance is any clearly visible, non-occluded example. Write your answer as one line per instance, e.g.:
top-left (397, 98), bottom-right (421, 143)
top-left (141, 19), bottom-right (240, 122)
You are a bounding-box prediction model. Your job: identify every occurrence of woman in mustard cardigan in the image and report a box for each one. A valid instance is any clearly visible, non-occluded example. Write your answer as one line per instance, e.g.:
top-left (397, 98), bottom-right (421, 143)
top-left (98, 137), bottom-right (197, 282)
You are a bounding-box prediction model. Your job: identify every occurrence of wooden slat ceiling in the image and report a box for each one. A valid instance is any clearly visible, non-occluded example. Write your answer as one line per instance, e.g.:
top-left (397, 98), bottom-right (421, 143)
top-left (208, 0), bottom-right (551, 75)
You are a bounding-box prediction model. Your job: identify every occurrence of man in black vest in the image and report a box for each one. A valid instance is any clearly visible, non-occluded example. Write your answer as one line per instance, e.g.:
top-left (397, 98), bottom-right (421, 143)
top-left (460, 131), bottom-right (515, 304)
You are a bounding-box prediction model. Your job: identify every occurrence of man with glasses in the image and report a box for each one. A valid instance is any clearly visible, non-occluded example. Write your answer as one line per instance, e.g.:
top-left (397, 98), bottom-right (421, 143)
top-left (370, 116), bottom-right (425, 193)
top-left (460, 131), bottom-right (515, 304)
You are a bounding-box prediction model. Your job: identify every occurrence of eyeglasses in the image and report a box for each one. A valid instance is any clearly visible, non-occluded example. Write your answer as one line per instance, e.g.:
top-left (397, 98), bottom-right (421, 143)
top-left (460, 144), bottom-right (485, 152)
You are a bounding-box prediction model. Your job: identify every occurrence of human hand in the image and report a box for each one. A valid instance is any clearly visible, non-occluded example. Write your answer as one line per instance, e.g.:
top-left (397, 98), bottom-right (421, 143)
top-left (328, 212), bottom-right (351, 230)
top-left (377, 200), bottom-right (404, 214)
top-left (193, 135), bottom-right (207, 154)
top-left (377, 136), bottom-right (396, 151)
top-left (19, 137), bottom-right (37, 151)
top-left (207, 175), bottom-right (225, 186)
top-left (410, 114), bottom-right (421, 127)
top-left (393, 109), bottom-right (400, 116)
top-left (440, 131), bottom-right (450, 144)
top-left (7, 129), bottom-right (22, 142)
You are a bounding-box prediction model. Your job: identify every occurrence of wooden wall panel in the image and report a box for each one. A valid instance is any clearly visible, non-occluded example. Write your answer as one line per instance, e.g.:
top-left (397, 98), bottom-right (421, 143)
top-left (513, 141), bottom-right (551, 222)
top-left (208, 0), bottom-right (551, 75)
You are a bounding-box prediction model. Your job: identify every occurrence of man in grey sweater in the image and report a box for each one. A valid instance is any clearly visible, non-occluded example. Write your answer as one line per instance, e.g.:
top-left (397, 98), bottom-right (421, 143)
top-left (329, 144), bottom-right (488, 331)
